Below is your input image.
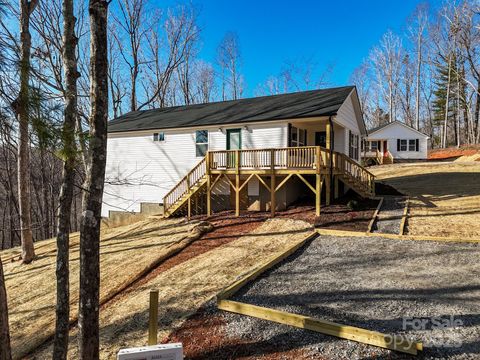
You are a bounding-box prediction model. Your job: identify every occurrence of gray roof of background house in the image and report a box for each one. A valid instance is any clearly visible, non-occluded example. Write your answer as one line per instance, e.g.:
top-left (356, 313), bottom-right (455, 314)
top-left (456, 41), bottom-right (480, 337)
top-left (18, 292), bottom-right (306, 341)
top-left (108, 86), bottom-right (356, 133)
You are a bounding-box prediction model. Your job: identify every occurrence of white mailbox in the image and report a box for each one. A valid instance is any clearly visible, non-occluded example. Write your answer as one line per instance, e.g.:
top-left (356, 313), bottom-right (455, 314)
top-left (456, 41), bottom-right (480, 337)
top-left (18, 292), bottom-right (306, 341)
top-left (117, 343), bottom-right (183, 360)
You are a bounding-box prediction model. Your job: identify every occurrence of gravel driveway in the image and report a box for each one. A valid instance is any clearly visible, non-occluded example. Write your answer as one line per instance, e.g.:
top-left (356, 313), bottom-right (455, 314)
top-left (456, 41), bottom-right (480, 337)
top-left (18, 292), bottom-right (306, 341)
top-left (372, 196), bottom-right (407, 234)
top-left (224, 234), bottom-right (480, 359)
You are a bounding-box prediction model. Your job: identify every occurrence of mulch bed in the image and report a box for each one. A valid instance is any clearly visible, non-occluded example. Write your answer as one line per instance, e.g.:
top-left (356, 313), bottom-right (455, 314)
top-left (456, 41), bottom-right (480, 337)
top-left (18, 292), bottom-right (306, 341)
top-left (102, 214), bottom-right (268, 305)
top-left (195, 192), bottom-right (379, 233)
top-left (165, 302), bottom-right (312, 360)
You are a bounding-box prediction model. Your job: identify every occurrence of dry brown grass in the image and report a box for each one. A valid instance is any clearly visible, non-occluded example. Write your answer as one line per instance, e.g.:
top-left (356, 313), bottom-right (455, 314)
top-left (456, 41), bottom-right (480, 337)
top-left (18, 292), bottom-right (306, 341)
top-left (370, 162), bottom-right (480, 238)
top-left (2, 216), bottom-right (209, 359)
top-left (33, 218), bottom-right (314, 359)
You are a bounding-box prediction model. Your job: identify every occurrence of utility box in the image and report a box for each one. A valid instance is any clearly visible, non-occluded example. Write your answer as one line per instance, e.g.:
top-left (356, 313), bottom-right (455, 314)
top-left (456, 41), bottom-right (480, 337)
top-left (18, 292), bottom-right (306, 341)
top-left (117, 343), bottom-right (183, 360)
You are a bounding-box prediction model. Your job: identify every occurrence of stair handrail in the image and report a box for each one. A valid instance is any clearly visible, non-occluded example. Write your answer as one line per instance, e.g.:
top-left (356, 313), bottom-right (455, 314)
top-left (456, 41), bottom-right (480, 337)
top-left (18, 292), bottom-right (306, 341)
top-left (163, 157), bottom-right (206, 213)
top-left (335, 151), bottom-right (375, 195)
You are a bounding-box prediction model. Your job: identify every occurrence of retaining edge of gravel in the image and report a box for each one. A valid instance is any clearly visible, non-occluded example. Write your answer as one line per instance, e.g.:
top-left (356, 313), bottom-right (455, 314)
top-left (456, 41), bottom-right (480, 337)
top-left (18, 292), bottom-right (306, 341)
top-left (317, 228), bottom-right (480, 243)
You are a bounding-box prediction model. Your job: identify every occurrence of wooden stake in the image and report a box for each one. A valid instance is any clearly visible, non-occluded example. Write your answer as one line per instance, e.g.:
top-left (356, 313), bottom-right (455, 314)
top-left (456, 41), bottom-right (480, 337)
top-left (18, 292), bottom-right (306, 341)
top-left (148, 290), bottom-right (159, 346)
top-left (315, 174), bottom-right (321, 216)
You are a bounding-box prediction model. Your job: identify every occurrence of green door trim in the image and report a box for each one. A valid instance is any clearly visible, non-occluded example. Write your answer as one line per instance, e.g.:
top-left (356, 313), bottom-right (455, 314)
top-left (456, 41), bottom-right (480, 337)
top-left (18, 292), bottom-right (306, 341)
top-left (226, 128), bottom-right (242, 150)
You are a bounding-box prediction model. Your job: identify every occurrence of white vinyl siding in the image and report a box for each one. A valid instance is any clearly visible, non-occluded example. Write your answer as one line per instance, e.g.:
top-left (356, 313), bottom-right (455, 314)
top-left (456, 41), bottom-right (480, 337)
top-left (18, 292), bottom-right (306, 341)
top-left (366, 122), bottom-right (428, 160)
top-left (102, 123), bottom-right (288, 216)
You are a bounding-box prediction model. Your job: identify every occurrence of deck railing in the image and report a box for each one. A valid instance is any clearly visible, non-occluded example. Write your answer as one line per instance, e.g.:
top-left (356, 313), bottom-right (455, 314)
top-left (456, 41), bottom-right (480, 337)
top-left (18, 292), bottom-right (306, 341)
top-left (163, 157), bottom-right (206, 213)
top-left (163, 146), bottom-right (375, 214)
top-left (209, 146), bottom-right (327, 171)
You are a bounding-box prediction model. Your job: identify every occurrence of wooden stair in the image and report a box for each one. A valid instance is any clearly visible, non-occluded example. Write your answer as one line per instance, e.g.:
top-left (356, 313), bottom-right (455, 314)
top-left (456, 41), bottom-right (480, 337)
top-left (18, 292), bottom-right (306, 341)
top-left (163, 158), bottom-right (207, 218)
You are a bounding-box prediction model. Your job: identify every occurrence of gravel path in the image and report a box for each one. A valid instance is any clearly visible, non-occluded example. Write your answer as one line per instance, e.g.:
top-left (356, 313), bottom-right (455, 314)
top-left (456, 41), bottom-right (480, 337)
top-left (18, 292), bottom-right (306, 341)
top-left (372, 196), bottom-right (407, 234)
top-left (224, 235), bottom-right (480, 359)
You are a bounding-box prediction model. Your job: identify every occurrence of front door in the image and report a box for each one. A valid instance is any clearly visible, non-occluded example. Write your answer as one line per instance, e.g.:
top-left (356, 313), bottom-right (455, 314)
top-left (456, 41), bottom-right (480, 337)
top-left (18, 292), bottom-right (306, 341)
top-left (383, 140), bottom-right (388, 156)
top-left (315, 131), bottom-right (327, 147)
top-left (227, 129), bottom-right (242, 168)
top-left (227, 129), bottom-right (242, 150)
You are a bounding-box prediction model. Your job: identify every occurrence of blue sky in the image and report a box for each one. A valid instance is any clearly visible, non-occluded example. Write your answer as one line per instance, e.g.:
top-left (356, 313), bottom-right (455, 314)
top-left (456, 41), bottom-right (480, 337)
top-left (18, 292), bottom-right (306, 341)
top-left (184, 0), bottom-right (442, 96)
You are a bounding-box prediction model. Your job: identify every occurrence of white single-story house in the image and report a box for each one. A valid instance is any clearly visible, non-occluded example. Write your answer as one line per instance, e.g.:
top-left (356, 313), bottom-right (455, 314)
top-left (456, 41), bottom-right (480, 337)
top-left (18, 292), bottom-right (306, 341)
top-left (362, 121), bottom-right (429, 165)
top-left (103, 86), bottom-right (375, 218)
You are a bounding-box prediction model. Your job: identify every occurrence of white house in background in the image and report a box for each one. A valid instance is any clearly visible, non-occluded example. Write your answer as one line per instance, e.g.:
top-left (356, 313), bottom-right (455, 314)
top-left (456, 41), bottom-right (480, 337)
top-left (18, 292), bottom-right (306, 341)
top-left (362, 121), bottom-right (429, 165)
top-left (103, 86), bottom-right (373, 218)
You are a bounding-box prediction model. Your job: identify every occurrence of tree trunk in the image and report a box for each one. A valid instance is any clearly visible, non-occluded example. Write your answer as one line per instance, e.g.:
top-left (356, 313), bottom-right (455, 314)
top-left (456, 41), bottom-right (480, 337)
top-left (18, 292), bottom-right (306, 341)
top-left (17, 0), bottom-right (38, 264)
top-left (52, 0), bottom-right (79, 358)
top-left (443, 55), bottom-right (452, 148)
top-left (78, 1), bottom-right (109, 358)
top-left (415, 36), bottom-right (422, 130)
top-left (0, 256), bottom-right (12, 360)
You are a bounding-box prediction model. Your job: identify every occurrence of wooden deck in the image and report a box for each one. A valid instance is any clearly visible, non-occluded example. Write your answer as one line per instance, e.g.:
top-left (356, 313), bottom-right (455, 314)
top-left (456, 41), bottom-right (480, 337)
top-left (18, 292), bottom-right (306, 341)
top-left (163, 146), bottom-right (376, 218)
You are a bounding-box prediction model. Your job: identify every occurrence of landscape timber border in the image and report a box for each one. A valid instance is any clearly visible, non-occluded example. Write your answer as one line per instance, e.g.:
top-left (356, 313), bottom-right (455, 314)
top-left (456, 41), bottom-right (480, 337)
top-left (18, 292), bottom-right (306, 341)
top-left (316, 228), bottom-right (480, 243)
top-left (367, 196), bottom-right (384, 233)
top-left (216, 231), bottom-right (423, 355)
top-left (399, 197), bottom-right (409, 235)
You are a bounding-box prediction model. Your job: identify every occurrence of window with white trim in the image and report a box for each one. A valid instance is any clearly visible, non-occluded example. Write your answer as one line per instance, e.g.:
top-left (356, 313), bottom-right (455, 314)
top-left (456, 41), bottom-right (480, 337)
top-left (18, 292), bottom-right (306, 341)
top-left (349, 131), bottom-right (359, 160)
top-left (153, 132), bottom-right (165, 142)
top-left (195, 130), bottom-right (208, 157)
top-left (290, 126), bottom-right (307, 147)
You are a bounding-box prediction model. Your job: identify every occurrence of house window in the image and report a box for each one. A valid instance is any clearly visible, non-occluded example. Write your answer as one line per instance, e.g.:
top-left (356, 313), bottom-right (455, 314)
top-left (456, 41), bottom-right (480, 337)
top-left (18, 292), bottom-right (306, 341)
top-left (290, 126), bottom-right (306, 147)
top-left (397, 139), bottom-right (419, 152)
top-left (349, 131), bottom-right (359, 160)
top-left (369, 141), bottom-right (378, 152)
top-left (153, 132), bottom-right (165, 142)
top-left (195, 130), bottom-right (208, 157)
top-left (409, 139), bottom-right (416, 151)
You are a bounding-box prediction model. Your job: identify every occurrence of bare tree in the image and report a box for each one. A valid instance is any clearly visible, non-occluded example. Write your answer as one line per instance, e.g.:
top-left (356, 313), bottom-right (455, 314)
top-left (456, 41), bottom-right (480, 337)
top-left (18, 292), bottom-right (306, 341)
top-left (408, 3), bottom-right (429, 130)
top-left (15, 0), bottom-right (39, 264)
top-left (53, 0), bottom-right (80, 357)
top-left (112, 0), bottom-right (149, 112)
top-left (217, 31), bottom-right (243, 100)
top-left (195, 60), bottom-right (215, 103)
top-left (370, 30), bottom-right (403, 122)
top-left (140, 5), bottom-right (199, 109)
top-left (78, 0), bottom-right (109, 358)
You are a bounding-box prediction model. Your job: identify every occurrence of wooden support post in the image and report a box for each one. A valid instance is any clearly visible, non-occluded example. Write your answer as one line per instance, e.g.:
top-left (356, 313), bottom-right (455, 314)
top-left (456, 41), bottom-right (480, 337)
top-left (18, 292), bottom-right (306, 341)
top-left (148, 290), bottom-right (159, 345)
top-left (207, 175), bottom-right (211, 217)
top-left (315, 174), bottom-right (321, 216)
top-left (235, 150), bottom-right (240, 217)
top-left (270, 149), bottom-right (275, 217)
top-left (325, 175), bottom-right (331, 206)
top-left (206, 151), bottom-right (211, 217)
top-left (235, 174), bottom-right (240, 217)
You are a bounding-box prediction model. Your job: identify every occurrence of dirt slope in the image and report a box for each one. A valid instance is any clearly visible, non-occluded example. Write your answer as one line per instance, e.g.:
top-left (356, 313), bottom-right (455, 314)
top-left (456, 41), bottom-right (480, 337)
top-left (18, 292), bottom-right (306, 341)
top-left (2, 216), bottom-right (208, 359)
top-left (32, 218), bottom-right (314, 359)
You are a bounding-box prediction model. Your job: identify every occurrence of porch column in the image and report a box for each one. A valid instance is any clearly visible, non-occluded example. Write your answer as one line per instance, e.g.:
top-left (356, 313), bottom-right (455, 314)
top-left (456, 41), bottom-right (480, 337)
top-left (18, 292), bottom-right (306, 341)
top-left (325, 120), bottom-right (332, 205)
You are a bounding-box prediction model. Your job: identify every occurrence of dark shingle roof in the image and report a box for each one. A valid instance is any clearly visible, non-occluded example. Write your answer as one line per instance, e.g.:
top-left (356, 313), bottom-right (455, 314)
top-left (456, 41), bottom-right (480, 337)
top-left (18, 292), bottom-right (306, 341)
top-left (108, 86), bottom-right (355, 133)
